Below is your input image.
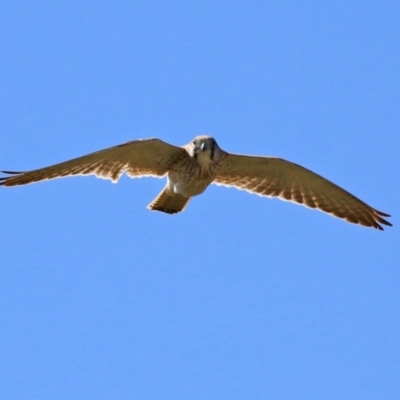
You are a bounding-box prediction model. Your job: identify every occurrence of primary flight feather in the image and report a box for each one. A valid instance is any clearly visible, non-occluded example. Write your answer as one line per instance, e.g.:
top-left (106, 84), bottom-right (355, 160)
top-left (0, 136), bottom-right (391, 230)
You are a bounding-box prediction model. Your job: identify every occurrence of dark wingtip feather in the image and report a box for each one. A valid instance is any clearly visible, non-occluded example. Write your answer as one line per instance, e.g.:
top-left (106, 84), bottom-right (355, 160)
top-left (375, 210), bottom-right (391, 217)
top-left (1, 170), bottom-right (25, 174)
top-left (378, 218), bottom-right (392, 227)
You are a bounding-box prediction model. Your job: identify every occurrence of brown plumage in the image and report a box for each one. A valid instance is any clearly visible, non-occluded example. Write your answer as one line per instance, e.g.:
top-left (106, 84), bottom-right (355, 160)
top-left (0, 135), bottom-right (392, 230)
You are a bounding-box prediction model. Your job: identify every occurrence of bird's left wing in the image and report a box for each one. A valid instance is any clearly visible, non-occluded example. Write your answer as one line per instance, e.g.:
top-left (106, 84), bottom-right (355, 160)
top-left (214, 154), bottom-right (391, 230)
top-left (1, 139), bottom-right (185, 187)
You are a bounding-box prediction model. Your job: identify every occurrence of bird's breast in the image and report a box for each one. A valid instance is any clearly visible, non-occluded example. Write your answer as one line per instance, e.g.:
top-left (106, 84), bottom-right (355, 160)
top-left (167, 157), bottom-right (220, 197)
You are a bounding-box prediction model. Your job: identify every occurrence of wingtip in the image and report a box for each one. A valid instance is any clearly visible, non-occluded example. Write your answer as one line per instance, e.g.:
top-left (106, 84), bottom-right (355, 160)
top-left (0, 171), bottom-right (22, 186)
top-left (1, 170), bottom-right (25, 175)
top-left (373, 209), bottom-right (392, 230)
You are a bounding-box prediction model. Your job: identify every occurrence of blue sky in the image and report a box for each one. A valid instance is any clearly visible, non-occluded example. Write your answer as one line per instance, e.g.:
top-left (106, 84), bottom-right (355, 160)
top-left (1, 2), bottom-right (399, 399)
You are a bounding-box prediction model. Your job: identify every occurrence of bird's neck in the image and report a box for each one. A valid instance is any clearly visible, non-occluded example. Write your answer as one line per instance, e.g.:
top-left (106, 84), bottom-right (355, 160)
top-left (195, 151), bottom-right (213, 168)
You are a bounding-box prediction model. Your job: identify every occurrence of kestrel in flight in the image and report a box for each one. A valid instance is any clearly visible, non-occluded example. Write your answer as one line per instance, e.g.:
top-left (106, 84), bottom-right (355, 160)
top-left (0, 136), bottom-right (391, 230)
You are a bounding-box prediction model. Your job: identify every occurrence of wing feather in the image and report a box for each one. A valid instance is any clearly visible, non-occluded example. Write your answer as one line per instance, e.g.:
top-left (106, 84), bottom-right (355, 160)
top-left (0, 139), bottom-right (184, 187)
top-left (214, 154), bottom-right (391, 230)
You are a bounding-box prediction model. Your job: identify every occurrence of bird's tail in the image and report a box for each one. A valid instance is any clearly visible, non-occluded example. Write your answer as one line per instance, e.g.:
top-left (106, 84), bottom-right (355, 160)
top-left (147, 187), bottom-right (190, 214)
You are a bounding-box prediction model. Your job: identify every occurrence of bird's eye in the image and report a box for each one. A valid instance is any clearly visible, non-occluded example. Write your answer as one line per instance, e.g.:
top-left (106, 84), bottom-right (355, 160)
top-left (193, 139), bottom-right (197, 145)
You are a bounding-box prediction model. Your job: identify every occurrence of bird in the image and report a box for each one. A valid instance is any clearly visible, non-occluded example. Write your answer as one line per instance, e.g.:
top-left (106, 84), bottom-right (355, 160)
top-left (0, 135), bottom-right (391, 230)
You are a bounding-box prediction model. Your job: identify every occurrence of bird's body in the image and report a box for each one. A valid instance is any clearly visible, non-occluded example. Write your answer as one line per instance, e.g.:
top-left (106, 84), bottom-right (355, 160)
top-left (167, 137), bottom-right (227, 197)
top-left (0, 135), bottom-right (392, 230)
top-left (148, 136), bottom-right (228, 213)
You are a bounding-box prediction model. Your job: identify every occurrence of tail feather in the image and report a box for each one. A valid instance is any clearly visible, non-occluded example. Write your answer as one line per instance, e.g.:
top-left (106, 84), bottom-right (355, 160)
top-left (147, 187), bottom-right (190, 214)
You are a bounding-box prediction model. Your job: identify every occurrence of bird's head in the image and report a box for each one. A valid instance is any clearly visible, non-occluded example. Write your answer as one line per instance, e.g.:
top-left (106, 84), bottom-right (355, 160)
top-left (185, 135), bottom-right (223, 166)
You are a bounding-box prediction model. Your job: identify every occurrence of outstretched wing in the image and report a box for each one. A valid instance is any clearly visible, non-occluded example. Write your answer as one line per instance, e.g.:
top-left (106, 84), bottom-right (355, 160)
top-left (214, 154), bottom-right (391, 230)
top-left (0, 139), bottom-right (185, 186)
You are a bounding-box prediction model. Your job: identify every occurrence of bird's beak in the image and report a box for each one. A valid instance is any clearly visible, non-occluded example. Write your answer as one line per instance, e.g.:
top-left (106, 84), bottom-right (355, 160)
top-left (200, 143), bottom-right (206, 152)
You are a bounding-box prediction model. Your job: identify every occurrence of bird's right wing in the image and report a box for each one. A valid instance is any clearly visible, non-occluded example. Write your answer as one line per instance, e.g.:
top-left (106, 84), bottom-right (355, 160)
top-left (0, 139), bottom-right (185, 187)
